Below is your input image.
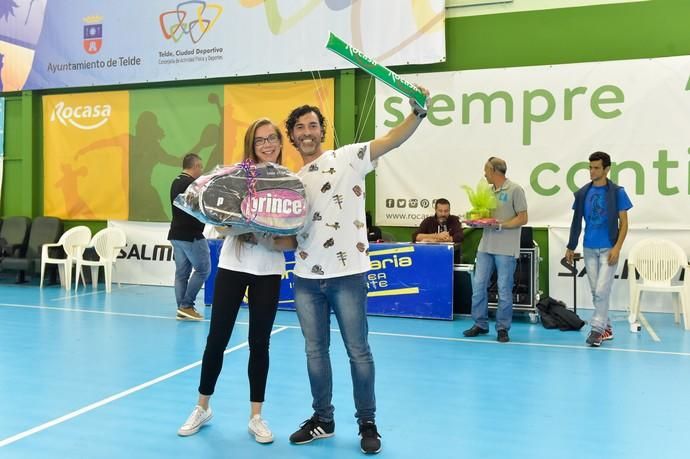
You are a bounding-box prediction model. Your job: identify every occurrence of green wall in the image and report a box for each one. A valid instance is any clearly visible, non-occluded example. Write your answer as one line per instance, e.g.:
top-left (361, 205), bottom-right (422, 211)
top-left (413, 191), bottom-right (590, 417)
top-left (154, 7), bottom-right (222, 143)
top-left (2, 0), bottom-right (689, 292)
top-left (2, 93), bottom-right (39, 217)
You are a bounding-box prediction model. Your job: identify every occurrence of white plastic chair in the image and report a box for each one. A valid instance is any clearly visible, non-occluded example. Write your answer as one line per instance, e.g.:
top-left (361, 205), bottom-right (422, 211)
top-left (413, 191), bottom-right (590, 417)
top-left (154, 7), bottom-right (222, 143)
top-left (627, 238), bottom-right (689, 330)
top-left (74, 228), bottom-right (127, 293)
top-left (40, 226), bottom-right (92, 290)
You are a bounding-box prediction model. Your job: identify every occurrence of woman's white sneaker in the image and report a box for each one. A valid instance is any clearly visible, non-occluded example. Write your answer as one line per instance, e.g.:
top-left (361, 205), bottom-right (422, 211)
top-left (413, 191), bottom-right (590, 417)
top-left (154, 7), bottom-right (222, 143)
top-left (248, 414), bottom-right (274, 443)
top-left (178, 405), bottom-right (213, 436)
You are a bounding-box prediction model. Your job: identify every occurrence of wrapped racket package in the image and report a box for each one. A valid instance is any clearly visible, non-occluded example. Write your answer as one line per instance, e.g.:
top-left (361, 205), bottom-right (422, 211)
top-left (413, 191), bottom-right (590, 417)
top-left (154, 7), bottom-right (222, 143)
top-left (174, 160), bottom-right (308, 235)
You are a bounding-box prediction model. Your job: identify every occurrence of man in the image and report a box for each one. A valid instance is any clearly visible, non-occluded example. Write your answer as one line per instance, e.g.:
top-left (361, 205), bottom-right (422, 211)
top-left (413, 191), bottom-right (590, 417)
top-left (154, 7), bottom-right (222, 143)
top-left (286, 87), bottom-right (429, 455)
top-left (463, 157), bottom-right (528, 343)
top-left (168, 153), bottom-right (211, 321)
top-left (412, 198), bottom-right (464, 261)
top-left (565, 151), bottom-right (632, 347)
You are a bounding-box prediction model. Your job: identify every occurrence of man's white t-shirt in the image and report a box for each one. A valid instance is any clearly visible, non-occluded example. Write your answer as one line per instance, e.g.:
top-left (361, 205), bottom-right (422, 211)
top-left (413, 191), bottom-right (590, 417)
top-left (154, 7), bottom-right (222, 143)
top-left (294, 142), bottom-right (374, 279)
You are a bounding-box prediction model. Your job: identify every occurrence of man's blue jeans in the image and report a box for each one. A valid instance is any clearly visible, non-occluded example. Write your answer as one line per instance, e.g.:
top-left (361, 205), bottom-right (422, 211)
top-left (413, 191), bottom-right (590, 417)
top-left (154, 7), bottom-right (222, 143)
top-left (471, 251), bottom-right (517, 331)
top-left (293, 273), bottom-right (376, 424)
top-left (170, 239), bottom-right (211, 308)
top-left (583, 247), bottom-right (617, 333)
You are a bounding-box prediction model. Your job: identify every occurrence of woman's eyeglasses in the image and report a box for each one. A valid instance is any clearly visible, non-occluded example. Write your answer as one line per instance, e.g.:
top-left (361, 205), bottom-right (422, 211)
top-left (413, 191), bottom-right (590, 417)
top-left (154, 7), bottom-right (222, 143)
top-left (254, 134), bottom-right (280, 147)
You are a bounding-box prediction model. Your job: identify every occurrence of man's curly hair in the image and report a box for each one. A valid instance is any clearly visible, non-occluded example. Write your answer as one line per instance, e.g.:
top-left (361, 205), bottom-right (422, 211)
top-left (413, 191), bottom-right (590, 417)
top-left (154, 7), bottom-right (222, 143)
top-left (285, 105), bottom-right (327, 147)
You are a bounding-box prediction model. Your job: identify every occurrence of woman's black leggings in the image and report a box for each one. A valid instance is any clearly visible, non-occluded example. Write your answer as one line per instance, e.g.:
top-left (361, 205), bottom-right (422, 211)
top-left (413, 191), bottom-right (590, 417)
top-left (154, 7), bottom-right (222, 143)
top-left (198, 268), bottom-right (281, 402)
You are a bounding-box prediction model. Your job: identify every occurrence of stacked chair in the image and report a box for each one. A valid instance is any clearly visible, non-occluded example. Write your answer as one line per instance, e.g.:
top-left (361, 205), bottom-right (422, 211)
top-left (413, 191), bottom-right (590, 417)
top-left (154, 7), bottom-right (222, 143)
top-left (74, 227), bottom-right (127, 293)
top-left (40, 226), bottom-right (92, 290)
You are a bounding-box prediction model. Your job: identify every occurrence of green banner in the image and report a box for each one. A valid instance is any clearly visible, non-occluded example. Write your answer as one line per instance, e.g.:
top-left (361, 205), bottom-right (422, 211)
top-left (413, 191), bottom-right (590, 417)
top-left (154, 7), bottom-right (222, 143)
top-left (326, 32), bottom-right (426, 108)
top-left (129, 86), bottom-right (224, 221)
top-left (0, 97), bottom-right (4, 156)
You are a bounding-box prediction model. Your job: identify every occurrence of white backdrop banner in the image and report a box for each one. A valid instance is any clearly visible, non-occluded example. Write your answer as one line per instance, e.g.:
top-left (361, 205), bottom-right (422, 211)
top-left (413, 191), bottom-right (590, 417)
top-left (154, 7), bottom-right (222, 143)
top-left (2, 0), bottom-right (445, 91)
top-left (109, 220), bottom-right (175, 286)
top-left (548, 227), bottom-right (689, 313)
top-left (374, 55), bottom-right (690, 229)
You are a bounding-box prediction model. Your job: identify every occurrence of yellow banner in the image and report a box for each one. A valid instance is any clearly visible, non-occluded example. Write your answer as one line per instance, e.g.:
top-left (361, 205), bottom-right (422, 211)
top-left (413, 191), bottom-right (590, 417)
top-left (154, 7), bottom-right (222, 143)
top-left (43, 92), bottom-right (129, 219)
top-left (223, 79), bottom-right (335, 172)
top-left (41, 80), bottom-right (333, 220)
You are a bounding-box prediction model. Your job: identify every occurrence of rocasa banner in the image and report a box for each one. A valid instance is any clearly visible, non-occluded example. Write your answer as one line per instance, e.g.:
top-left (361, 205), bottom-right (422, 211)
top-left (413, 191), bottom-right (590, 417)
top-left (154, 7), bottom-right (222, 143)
top-left (374, 55), bottom-right (690, 230)
top-left (0, 0), bottom-right (445, 92)
top-left (43, 79), bottom-right (334, 221)
top-left (43, 91), bottom-right (130, 220)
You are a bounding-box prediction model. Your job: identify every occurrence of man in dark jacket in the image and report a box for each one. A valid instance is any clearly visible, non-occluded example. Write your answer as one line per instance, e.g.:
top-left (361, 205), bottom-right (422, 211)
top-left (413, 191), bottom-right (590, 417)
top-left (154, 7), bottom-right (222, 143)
top-left (412, 198), bottom-right (463, 261)
top-left (168, 153), bottom-right (211, 320)
top-left (565, 151), bottom-right (632, 347)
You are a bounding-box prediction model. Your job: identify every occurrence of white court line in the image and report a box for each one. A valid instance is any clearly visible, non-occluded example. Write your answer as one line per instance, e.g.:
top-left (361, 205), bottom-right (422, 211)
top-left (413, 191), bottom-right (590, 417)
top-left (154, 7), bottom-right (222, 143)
top-left (2, 302), bottom-right (688, 357)
top-left (368, 330), bottom-right (690, 357)
top-left (0, 302), bottom-right (302, 328)
top-left (50, 284), bottom-right (138, 301)
top-left (638, 313), bottom-right (661, 342)
top-left (1, 302), bottom-right (206, 322)
top-left (0, 326), bottom-right (290, 448)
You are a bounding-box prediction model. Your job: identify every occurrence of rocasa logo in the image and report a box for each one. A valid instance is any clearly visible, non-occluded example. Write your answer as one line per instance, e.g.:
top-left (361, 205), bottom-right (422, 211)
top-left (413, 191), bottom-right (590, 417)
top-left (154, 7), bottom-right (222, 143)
top-left (241, 190), bottom-right (307, 222)
top-left (50, 101), bottom-right (111, 130)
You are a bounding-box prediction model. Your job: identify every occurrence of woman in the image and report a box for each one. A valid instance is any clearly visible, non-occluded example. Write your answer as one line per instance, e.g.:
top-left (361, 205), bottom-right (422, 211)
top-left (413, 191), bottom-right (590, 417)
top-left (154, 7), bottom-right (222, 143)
top-left (178, 118), bottom-right (296, 443)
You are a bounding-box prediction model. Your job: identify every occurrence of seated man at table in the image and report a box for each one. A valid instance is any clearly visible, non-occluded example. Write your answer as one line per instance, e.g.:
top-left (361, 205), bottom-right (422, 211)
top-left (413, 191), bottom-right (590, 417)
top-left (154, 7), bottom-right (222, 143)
top-left (412, 198), bottom-right (463, 260)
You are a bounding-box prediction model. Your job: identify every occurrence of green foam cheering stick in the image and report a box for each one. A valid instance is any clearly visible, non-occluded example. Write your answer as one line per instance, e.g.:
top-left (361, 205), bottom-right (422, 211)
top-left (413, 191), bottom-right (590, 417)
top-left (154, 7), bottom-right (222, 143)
top-left (325, 32), bottom-right (426, 109)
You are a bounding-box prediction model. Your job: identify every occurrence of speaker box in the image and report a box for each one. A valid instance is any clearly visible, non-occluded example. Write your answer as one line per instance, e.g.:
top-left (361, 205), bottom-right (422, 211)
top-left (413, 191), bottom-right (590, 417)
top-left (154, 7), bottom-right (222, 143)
top-left (487, 247), bottom-right (539, 311)
top-left (453, 267), bottom-right (473, 314)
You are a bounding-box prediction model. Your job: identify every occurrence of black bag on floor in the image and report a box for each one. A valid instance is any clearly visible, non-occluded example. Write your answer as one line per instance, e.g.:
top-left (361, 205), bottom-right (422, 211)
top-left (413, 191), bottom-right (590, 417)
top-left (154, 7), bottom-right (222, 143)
top-left (536, 296), bottom-right (585, 331)
top-left (536, 299), bottom-right (561, 329)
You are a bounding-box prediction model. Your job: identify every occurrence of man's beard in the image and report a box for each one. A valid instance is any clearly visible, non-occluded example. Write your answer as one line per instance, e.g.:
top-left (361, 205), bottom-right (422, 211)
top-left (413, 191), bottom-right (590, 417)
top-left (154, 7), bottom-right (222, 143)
top-left (297, 136), bottom-right (319, 155)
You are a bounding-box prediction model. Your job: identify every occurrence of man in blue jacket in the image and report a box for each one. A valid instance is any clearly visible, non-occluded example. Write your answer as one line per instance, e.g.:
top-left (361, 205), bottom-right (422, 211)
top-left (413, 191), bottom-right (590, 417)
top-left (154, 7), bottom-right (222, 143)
top-left (565, 151), bottom-right (632, 347)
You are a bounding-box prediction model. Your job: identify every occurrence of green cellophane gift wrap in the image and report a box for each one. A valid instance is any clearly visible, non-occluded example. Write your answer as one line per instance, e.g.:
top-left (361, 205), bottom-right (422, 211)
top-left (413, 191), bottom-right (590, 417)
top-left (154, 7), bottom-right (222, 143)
top-left (461, 179), bottom-right (497, 220)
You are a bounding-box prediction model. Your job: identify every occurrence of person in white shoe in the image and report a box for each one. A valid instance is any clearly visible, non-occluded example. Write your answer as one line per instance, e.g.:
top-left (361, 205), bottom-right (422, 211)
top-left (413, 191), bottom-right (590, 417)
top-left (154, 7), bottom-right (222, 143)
top-left (178, 118), bottom-right (296, 442)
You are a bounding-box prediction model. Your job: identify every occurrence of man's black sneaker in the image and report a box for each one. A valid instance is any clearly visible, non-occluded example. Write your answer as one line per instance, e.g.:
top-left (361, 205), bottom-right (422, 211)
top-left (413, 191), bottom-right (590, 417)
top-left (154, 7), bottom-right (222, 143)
top-left (497, 329), bottom-right (510, 343)
top-left (289, 415), bottom-right (335, 444)
top-left (586, 330), bottom-right (603, 347)
top-left (359, 421), bottom-right (382, 454)
top-left (463, 325), bottom-right (489, 337)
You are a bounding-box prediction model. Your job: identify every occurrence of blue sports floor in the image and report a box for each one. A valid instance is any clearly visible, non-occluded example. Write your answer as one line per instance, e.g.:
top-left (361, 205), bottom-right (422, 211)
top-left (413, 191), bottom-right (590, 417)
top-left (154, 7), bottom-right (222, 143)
top-left (1, 280), bottom-right (689, 459)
